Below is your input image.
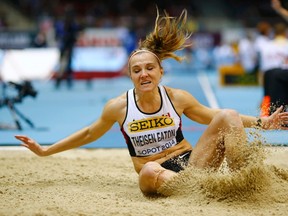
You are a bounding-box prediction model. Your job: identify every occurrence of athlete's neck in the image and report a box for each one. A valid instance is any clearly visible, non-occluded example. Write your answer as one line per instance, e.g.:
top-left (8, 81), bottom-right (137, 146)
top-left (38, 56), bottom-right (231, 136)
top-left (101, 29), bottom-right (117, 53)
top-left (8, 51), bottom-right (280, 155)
top-left (134, 87), bottom-right (161, 112)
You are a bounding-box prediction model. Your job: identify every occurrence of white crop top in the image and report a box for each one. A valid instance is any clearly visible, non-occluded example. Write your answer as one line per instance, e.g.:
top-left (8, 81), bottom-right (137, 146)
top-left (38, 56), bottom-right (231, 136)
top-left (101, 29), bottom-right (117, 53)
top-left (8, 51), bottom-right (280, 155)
top-left (121, 85), bottom-right (184, 157)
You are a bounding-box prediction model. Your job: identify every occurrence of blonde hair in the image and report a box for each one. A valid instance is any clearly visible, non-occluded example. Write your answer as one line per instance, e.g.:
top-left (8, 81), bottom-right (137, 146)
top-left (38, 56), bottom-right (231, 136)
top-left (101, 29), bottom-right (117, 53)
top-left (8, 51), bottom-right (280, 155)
top-left (130, 8), bottom-right (192, 63)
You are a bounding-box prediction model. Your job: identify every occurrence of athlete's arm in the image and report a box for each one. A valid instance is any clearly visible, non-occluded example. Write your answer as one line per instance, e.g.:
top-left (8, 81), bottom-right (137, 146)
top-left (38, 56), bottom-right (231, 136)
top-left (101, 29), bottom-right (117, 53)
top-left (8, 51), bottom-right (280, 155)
top-left (240, 106), bottom-right (288, 130)
top-left (182, 94), bottom-right (221, 125)
top-left (178, 89), bottom-right (288, 129)
top-left (170, 88), bottom-right (288, 130)
top-left (167, 87), bottom-right (221, 124)
top-left (15, 96), bottom-right (124, 156)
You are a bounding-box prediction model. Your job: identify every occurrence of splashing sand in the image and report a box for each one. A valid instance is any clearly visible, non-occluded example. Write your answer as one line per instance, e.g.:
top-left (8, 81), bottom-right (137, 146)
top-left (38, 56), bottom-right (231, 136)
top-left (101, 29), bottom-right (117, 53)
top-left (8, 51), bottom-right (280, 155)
top-left (158, 129), bottom-right (288, 207)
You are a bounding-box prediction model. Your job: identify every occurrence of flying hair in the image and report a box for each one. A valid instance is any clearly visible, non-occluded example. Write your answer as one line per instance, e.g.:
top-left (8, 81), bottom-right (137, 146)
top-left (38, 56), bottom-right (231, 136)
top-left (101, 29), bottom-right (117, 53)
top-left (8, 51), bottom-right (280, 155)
top-left (131, 8), bottom-right (192, 63)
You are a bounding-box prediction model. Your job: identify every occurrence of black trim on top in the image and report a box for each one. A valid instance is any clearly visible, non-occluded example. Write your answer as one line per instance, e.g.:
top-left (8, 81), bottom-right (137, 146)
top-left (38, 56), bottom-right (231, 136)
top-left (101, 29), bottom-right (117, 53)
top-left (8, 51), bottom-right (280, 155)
top-left (120, 91), bottom-right (136, 156)
top-left (176, 126), bottom-right (184, 143)
top-left (120, 91), bottom-right (129, 128)
top-left (163, 86), bottom-right (184, 143)
top-left (133, 87), bottom-right (163, 115)
top-left (162, 86), bottom-right (181, 118)
top-left (120, 127), bottom-right (136, 156)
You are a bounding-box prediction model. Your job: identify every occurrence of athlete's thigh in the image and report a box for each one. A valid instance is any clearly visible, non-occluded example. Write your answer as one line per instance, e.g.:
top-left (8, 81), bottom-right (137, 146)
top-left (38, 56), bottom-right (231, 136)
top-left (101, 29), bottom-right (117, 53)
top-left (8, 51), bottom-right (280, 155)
top-left (188, 123), bottom-right (225, 169)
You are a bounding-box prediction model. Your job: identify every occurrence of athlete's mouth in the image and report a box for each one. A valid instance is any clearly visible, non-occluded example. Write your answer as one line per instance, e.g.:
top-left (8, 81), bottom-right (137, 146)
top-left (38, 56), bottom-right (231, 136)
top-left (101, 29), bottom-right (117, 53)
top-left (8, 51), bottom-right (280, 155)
top-left (141, 81), bottom-right (151, 85)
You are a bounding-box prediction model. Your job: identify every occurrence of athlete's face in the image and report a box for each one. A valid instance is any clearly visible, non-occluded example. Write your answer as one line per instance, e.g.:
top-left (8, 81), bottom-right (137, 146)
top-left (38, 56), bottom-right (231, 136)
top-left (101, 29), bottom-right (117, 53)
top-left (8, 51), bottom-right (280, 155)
top-left (129, 52), bottom-right (163, 92)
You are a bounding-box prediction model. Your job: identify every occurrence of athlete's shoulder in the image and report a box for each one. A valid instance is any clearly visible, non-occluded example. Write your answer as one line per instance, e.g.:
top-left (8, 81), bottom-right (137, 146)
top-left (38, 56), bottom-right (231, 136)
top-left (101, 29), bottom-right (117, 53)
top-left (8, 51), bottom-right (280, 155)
top-left (163, 85), bottom-right (192, 100)
top-left (102, 92), bottom-right (127, 122)
top-left (106, 92), bottom-right (127, 110)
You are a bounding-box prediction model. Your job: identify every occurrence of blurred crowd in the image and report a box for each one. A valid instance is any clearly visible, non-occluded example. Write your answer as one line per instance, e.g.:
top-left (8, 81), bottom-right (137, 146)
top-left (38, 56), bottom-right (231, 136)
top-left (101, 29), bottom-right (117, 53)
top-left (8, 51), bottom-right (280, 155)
top-left (4, 0), bottom-right (199, 43)
top-left (2, 0), bottom-right (286, 40)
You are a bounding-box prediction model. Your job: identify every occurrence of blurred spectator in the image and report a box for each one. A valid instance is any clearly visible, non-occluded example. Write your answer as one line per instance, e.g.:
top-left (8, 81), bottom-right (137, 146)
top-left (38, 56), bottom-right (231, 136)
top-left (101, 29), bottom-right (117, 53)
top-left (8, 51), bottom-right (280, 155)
top-left (254, 21), bottom-right (272, 74)
top-left (213, 41), bottom-right (238, 69)
top-left (54, 5), bottom-right (80, 89)
top-left (258, 22), bottom-right (288, 116)
top-left (38, 15), bottom-right (56, 47)
top-left (194, 48), bottom-right (212, 70)
top-left (214, 40), bottom-right (245, 85)
top-left (122, 25), bottom-right (137, 55)
top-left (32, 28), bottom-right (47, 48)
top-left (238, 30), bottom-right (257, 74)
top-left (258, 23), bottom-right (288, 74)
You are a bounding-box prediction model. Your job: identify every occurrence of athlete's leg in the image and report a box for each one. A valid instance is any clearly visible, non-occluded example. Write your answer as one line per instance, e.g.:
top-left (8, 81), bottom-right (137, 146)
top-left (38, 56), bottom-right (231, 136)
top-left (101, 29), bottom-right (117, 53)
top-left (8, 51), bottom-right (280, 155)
top-left (189, 109), bottom-right (248, 170)
top-left (138, 161), bottom-right (177, 195)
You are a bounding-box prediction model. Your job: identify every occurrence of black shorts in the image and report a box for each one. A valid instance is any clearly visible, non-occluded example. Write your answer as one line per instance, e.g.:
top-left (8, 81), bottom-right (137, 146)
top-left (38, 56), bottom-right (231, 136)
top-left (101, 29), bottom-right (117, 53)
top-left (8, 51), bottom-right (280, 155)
top-left (161, 150), bottom-right (192, 173)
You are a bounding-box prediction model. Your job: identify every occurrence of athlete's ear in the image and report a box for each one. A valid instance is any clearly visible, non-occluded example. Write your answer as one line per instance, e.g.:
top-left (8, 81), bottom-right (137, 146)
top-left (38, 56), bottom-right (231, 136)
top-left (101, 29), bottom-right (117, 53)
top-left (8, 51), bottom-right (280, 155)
top-left (160, 67), bottom-right (164, 76)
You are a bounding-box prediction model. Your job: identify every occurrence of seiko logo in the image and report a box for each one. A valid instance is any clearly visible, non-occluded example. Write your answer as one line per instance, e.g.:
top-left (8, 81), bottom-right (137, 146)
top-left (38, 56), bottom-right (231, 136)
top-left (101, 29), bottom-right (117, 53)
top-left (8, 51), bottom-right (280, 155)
top-left (129, 116), bottom-right (174, 132)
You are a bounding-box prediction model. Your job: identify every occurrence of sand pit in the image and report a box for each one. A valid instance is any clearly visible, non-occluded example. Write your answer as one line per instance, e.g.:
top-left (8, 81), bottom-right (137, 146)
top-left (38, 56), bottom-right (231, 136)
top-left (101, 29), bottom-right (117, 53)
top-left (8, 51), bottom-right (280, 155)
top-left (0, 146), bottom-right (287, 216)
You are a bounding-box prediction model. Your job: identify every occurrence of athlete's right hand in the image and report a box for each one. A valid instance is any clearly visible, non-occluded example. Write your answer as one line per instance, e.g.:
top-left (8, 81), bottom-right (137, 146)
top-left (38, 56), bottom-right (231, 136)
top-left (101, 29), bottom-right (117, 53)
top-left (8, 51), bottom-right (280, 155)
top-left (15, 135), bottom-right (46, 156)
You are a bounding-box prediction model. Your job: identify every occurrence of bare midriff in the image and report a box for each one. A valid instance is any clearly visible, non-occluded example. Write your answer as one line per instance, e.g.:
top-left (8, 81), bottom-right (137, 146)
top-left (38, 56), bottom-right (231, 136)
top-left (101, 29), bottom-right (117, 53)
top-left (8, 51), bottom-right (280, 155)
top-left (131, 139), bottom-right (193, 173)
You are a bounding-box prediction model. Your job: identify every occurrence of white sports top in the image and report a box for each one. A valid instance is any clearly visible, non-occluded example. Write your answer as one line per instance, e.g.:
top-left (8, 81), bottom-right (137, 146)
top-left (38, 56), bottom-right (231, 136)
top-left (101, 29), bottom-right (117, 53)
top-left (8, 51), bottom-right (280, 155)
top-left (121, 85), bottom-right (184, 157)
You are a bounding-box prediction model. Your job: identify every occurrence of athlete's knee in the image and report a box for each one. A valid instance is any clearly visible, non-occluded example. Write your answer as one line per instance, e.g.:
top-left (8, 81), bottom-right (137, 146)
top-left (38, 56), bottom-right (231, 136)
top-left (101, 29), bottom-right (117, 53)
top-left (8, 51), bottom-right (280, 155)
top-left (216, 109), bottom-right (242, 127)
top-left (138, 162), bottom-right (166, 195)
top-left (218, 109), bottom-right (240, 119)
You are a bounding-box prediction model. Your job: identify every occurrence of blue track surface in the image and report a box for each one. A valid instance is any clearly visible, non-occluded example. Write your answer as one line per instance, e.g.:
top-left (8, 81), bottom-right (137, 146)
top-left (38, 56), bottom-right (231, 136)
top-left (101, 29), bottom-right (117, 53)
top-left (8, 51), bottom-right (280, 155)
top-left (1, 69), bottom-right (287, 147)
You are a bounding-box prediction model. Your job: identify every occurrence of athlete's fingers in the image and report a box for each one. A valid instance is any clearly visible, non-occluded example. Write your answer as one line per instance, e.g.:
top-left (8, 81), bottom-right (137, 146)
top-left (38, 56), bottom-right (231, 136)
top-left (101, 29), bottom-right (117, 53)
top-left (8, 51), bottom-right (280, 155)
top-left (15, 135), bottom-right (29, 142)
top-left (15, 135), bottom-right (35, 144)
top-left (273, 106), bottom-right (283, 115)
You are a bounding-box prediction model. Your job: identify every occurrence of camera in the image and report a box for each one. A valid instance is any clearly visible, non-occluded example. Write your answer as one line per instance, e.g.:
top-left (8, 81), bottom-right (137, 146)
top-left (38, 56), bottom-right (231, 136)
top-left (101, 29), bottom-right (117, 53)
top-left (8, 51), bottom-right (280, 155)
top-left (0, 81), bottom-right (38, 130)
top-left (9, 81), bottom-right (37, 100)
top-left (0, 81), bottom-right (37, 107)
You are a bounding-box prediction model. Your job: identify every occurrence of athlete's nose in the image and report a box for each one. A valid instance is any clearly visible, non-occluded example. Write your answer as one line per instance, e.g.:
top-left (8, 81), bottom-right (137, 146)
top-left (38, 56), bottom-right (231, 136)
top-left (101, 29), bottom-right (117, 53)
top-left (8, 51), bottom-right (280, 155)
top-left (140, 69), bottom-right (148, 78)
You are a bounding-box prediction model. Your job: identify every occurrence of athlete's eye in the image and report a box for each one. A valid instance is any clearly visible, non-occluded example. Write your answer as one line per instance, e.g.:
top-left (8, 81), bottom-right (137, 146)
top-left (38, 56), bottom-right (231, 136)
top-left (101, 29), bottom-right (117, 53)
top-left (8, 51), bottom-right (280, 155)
top-left (132, 68), bottom-right (140, 73)
top-left (147, 66), bottom-right (154, 71)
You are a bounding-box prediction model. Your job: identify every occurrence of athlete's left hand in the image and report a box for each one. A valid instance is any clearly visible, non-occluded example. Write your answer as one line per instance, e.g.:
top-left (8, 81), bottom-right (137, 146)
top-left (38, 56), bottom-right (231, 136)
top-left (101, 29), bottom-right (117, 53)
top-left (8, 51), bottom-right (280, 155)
top-left (262, 106), bottom-right (288, 130)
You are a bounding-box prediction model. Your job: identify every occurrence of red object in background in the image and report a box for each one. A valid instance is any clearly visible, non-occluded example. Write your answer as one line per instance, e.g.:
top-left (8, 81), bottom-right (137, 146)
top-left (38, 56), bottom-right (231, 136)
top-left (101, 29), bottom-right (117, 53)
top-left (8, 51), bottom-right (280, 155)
top-left (260, 95), bottom-right (271, 117)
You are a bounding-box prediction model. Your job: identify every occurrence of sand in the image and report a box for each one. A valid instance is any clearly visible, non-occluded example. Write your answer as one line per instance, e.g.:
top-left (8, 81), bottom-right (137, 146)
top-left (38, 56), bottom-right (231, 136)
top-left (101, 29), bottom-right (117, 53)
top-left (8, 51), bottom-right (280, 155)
top-left (0, 146), bottom-right (288, 216)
